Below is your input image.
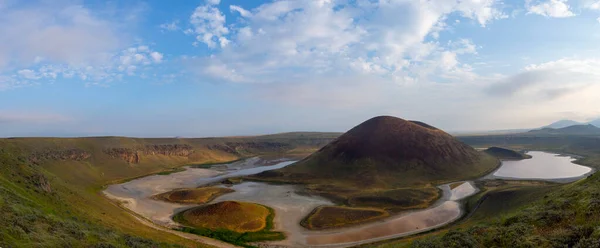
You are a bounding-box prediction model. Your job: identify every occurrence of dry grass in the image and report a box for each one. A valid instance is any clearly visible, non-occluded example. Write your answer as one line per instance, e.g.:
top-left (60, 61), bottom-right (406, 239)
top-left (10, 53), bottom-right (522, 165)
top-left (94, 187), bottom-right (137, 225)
top-left (302, 206), bottom-right (389, 230)
top-left (153, 187), bottom-right (234, 204)
top-left (348, 187), bottom-right (440, 212)
top-left (178, 201), bottom-right (270, 233)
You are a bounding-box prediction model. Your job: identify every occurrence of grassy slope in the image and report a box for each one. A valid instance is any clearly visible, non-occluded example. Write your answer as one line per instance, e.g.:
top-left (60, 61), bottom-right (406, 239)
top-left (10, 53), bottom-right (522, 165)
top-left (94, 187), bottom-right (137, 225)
top-left (0, 133), bottom-right (337, 247)
top-left (0, 145), bottom-right (200, 248)
top-left (369, 135), bottom-right (600, 248)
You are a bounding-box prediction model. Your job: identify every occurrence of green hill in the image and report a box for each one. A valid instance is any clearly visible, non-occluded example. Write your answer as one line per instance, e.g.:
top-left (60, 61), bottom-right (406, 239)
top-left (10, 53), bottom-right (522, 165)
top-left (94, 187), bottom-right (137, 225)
top-left (0, 133), bottom-right (337, 247)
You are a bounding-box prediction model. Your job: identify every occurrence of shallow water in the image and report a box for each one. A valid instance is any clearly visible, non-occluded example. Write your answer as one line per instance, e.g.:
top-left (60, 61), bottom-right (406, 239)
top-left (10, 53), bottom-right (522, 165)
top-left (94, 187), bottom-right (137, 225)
top-left (104, 152), bottom-right (593, 247)
top-left (301, 182), bottom-right (478, 247)
top-left (103, 158), bottom-right (296, 226)
top-left (306, 201), bottom-right (461, 246)
top-left (493, 151), bottom-right (592, 180)
top-left (449, 181), bottom-right (478, 201)
top-left (213, 182), bottom-right (333, 246)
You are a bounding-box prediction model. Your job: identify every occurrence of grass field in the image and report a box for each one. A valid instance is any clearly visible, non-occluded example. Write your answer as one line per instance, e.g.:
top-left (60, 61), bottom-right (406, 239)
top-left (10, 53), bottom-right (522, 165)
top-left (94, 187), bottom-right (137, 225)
top-left (176, 201), bottom-right (270, 232)
top-left (302, 206), bottom-right (389, 230)
top-left (175, 202), bottom-right (285, 247)
top-left (153, 187), bottom-right (234, 204)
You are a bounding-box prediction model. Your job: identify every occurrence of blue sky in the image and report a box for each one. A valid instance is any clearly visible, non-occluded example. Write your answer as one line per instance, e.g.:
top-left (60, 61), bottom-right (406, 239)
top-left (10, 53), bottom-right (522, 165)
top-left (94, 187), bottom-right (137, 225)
top-left (1, 0), bottom-right (600, 137)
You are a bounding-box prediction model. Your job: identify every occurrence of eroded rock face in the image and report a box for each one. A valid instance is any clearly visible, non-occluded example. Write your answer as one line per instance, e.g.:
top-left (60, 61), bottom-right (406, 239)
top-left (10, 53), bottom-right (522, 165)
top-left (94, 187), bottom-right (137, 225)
top-left (30, 174), bottom-right (52, 193)
top-left (207, 142), bottom-right (292, 155)
top-left (104, 148), bottom-right (140, 163)
top-left (29, 149), bottom-right (91, 164)
top-left (104, 144), bottom-right (194, 163)
top-left (143, 144), bottom-right (193, 156)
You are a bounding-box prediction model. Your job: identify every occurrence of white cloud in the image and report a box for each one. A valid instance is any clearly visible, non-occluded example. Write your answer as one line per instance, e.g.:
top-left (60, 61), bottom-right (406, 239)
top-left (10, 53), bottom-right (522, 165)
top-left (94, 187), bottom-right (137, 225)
top-left (6, 45), bottom-right (165, 85)
top-left (159, 21), bottom-right (179, 31)
top-left (0, 4), bottom-right (123, 69)
top-left (0, 1), bottom-right (169, 88)
top-left (487, 59), bottom-right (600, 99)
top-left (526, 0), bottom-right (575, 18)
top-left (189, 3), bottom-right (229, 48)
top-left (456, 0), bottom-right (507, 26)
top-left (17, 69), bottom-right (40, 80)
top-left (206, 0), bottom-right (220, 5)
top-left (150, 52), bottom-right (163, 63)
top-left (185, 0), bottom-right (502, 85)
top-left (582, 0), bottom-right (600, 10)
top-left (230, 5), bottom-right (252, 18)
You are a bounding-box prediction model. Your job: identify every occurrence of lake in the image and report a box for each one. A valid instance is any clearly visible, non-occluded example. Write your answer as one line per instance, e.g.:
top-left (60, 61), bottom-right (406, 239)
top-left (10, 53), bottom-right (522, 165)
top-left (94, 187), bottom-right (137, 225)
top-left (492, 151), bottom-right (592, 181)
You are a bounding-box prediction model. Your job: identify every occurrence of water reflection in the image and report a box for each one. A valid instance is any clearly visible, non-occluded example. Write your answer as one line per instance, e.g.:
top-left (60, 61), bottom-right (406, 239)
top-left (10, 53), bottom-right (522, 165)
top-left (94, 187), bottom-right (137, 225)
top-left (493, 151), bottom-right (591, 180)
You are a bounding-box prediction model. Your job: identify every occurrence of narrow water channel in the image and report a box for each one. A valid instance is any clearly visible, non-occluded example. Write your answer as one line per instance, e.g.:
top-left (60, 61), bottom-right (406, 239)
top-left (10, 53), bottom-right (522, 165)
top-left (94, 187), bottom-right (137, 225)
top-left (103, 151), bottom-right (593, 247)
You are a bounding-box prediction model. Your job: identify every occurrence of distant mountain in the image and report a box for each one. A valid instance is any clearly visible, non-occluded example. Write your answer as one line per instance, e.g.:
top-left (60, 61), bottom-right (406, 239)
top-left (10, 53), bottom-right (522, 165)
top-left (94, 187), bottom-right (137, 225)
top-left (255, 116), bottom-right (498, 187)
top-left (543, 120), bottom-right (584, 129)
top-left (589, 119), bottom-right (600, 128)
top-left (528, 124), bottom-right (600, 135)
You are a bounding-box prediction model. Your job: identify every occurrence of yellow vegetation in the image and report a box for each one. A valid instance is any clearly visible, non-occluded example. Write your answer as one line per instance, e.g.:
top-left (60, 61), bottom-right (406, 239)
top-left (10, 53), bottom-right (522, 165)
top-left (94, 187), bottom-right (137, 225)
top-left (178, 201), bottom-right (270, 232)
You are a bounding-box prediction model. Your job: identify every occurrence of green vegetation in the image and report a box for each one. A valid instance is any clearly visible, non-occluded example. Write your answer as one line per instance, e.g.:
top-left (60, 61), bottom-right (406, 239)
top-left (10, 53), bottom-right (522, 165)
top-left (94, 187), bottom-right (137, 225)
top-left (403, 174), bottom-right (600, 248)
top-left (175, 203), bottom-right (285, 247)
top-left (176, 201), bottom-right (270, 232)
top-left (0, 146), bottom-right (199, 248)
top-left (483, 147), bottom-right (532, 160)
top-left (0, 133), bottom-right (335, 247)
top-left (302, 206), bottom-right (389, 230)
top-left (153, 187), bottom-right (234, 204)
top-left (156, 167), bottom-right (187, 175)
top-left (370, 133), bottom-right (600, 248)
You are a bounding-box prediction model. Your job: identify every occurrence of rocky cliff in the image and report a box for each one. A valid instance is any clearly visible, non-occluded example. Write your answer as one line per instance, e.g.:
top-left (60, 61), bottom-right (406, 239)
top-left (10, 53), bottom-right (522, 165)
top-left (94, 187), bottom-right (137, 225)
top-left (28, 149), bottom-right (91, 164)
top-left (104, 144), bottom-right (194, 164)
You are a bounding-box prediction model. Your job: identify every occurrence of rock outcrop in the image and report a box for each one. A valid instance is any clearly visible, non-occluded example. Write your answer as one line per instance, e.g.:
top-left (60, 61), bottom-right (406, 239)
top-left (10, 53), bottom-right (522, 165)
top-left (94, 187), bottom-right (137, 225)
top-left (29, 149), bottom-right (91, 164)
top-left (104, 144), bottom-right (194, 164)
top-left (104, 148), bottom-right (140, 163)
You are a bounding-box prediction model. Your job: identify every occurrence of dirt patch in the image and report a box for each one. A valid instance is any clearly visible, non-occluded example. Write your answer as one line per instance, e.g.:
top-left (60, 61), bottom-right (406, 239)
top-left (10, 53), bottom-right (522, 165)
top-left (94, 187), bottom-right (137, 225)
top-left (348, 187), bottom-right (440, 212)
top-left (302, 206), bottom-right (389, 230)
top-left (152, 187), bottom-right (234, 204)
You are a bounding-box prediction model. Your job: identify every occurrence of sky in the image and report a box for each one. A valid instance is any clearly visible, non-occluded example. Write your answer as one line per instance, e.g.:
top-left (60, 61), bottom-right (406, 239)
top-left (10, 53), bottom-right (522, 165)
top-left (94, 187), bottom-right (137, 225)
top-left (1, 0), bottom-right (600, 137)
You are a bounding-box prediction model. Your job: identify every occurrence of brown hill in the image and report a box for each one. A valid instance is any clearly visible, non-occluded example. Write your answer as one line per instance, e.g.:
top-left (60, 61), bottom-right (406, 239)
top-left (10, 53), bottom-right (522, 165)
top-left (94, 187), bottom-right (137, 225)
top-left (255, 116), bottom-right (498, 188)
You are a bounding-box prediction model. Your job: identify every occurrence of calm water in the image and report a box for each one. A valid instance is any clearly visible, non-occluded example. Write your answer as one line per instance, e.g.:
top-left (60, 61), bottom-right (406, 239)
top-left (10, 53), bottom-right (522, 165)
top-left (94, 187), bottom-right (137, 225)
top-left (493, 151), bottom-right (592, 180)
top-left (304, 182), bottom-right (478, 246)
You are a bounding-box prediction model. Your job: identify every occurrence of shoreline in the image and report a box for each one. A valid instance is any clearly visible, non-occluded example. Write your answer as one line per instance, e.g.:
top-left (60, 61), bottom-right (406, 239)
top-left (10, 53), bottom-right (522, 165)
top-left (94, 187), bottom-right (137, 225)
top-left (101, 151), bottom-right (596, 248)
